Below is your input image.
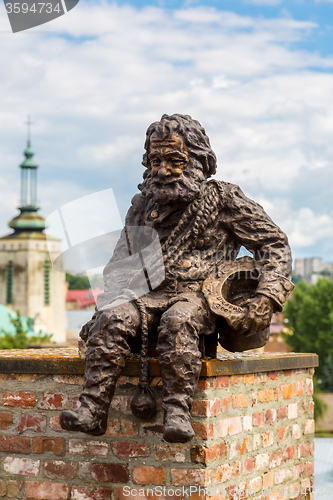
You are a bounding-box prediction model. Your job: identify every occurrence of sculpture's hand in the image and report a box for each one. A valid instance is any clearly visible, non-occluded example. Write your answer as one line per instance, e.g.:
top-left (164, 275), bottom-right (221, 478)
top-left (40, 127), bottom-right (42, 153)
top-left (241, 295), bottom-right (274, 335)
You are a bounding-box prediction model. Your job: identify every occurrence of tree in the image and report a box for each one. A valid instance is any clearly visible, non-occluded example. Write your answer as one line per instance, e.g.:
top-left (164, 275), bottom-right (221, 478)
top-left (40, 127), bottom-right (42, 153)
top-left (282, 278), bottom-right (333, 420)
top-left (0, 311), bottom-right (52, 349)
top-left (66, 273), bottom-right (90, 290)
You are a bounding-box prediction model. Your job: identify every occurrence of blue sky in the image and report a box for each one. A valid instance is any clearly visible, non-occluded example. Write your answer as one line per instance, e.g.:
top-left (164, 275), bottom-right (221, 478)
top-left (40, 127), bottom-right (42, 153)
top-left (1, 0), bottom-right (333, 263)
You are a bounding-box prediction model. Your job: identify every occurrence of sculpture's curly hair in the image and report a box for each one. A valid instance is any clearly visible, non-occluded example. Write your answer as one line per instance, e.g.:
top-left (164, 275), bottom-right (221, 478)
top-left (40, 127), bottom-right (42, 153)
top-left (142, 114), bottom-right (217, 178)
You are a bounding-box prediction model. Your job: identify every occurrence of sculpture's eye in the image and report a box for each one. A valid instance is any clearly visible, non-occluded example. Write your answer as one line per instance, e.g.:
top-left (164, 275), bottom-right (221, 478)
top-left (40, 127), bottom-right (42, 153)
top-left (150, 159), bottom-right (160, 167)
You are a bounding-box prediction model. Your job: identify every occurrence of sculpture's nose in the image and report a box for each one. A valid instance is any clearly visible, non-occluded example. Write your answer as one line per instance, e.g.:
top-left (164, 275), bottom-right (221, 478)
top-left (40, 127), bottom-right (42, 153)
top-left (157, 162), bottom-right (171, 179)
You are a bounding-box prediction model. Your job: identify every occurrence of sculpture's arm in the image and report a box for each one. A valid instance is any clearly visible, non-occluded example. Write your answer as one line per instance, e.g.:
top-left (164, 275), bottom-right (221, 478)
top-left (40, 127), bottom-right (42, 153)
top-left (223, 183), bottom-right (294, 312)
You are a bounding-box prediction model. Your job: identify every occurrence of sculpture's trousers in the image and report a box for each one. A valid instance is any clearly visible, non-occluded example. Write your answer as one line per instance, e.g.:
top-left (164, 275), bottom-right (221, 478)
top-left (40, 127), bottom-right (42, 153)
top-left (80, 292), bottom-right (215, 417)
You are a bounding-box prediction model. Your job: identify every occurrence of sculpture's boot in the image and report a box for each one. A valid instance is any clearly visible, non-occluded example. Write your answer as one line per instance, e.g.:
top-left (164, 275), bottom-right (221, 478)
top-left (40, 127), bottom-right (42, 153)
top-left (60, 305), bottom-right (138, 435)
top-left (156, 300), bottom-right (203, 443)
top-left (59, 347), bottom-right (124, 435)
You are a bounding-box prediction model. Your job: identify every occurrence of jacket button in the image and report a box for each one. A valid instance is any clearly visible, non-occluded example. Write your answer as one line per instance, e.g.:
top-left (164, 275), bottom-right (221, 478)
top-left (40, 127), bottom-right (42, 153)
top-left (151, 211), bottom-right (159, 218)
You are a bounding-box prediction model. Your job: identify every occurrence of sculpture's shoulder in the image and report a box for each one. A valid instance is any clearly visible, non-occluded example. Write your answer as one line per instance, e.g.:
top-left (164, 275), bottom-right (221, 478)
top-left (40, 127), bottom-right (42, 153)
top-left (125, 193), bottom-right (149, 225)
top-left (207, 179), bottom-right (238, 204)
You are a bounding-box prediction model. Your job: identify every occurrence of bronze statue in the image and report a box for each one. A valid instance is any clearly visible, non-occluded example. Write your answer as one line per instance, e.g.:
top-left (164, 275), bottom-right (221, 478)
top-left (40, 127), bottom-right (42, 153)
top-left (60, 114), bottom-right (294, 443)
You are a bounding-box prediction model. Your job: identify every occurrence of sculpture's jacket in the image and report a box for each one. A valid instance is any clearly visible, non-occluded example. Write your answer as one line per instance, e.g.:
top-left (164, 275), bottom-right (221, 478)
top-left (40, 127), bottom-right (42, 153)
top-left (98, 180), bottom-right (293, 319)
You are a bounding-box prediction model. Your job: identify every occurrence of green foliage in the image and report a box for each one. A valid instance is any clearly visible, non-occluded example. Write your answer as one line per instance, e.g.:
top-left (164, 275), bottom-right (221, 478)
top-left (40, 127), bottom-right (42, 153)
top-left (282, 278), bottom-right (333, 420)
top-left (66, 272), bottom-right (91, 290)
top-left (0, 312), bottom-right (52, 349)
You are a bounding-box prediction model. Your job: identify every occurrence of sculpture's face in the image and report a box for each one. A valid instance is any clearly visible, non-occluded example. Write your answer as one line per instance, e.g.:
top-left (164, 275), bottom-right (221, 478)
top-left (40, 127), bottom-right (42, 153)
top-left (148, 133), bottom-right (189, 182)
top-left (141, 132), bottom-right (205, 206)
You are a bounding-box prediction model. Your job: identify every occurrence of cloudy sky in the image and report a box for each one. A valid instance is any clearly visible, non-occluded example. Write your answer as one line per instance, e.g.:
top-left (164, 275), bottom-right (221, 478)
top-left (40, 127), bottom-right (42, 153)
top-left (1, 0), bottom-right (333, 264)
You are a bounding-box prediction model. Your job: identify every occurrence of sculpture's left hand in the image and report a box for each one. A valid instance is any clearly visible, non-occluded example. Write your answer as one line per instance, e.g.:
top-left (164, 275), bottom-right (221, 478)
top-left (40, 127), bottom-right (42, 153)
top-left (242, 295), bottom-right (275, 335)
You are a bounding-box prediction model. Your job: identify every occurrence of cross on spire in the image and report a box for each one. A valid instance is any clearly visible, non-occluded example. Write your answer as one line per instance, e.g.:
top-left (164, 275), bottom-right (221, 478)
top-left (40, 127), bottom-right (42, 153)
top-left (25, 114), bottom-right (34, 144)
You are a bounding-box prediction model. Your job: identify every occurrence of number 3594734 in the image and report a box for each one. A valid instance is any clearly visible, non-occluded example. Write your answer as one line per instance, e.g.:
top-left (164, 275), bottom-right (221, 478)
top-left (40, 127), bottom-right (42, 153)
top-left (5, 3), bottom-right (62, 14)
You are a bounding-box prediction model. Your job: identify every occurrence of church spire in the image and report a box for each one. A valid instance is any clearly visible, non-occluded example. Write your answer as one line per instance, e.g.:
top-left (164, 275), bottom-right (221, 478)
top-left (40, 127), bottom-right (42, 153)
top-left (8, 117), bottom-right (46, 234)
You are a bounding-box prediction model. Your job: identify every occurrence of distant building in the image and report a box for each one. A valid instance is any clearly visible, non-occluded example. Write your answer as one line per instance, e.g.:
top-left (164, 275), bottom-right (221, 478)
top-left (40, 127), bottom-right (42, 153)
top-left (66, 288), bottom-right (103, 310)
top-left (294, 257), bottom-right (333, 285)
top-left (0, 138), bottom-right (66, 343)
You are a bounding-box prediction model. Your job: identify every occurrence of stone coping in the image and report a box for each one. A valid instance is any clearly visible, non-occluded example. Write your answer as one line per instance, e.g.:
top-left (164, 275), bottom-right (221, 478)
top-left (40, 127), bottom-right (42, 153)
top-left (0, 348), bottom-right (318, 377)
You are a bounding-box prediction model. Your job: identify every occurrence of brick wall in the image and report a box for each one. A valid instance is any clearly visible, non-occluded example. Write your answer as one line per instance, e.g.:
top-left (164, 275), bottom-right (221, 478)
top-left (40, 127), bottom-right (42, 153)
top-left (0, 349), bottom-right (317, 500)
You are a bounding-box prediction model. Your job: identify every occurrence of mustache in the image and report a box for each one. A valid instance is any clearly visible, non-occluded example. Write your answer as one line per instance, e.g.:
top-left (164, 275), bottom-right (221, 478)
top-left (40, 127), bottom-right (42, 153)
top-left (138, 166), bottom-right (206, 205)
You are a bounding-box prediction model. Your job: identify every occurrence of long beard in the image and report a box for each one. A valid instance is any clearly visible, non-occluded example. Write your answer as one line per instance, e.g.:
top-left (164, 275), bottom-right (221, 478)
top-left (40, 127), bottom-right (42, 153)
top-left (139, 163), bottom-right (206, 206)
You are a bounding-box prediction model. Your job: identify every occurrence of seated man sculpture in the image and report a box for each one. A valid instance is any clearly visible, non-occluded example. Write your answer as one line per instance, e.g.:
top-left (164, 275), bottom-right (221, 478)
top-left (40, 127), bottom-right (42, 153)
top-left (60, 114), bottom-right (294, 443)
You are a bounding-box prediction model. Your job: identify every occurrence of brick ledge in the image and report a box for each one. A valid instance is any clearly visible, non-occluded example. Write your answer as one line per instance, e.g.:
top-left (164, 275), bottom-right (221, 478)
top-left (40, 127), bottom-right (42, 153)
top-left (0, 348), bottom-right (318, 377)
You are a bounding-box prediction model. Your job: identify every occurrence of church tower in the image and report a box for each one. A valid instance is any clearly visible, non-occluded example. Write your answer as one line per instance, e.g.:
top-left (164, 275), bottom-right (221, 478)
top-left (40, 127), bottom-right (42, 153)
top-left (0, 129), bottom-right (66, 343)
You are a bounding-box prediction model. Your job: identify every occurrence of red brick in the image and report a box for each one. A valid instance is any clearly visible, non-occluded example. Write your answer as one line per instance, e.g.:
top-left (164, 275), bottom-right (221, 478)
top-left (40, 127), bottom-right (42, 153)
top-left (248, 476), bottom-right (262, 492)
top-left (255, 453), bottom-right (269, 470)
top-left (310, 441), bottom-right (315, 455)
top-left (17, 414), bottom-right (46, 433)
top-left (105, 418), bottom-right (137, 437)
top-left (2, 391), bottom-right (35, 408)
top-left (292, 423), bottom-right (301, 439)
top-left (7, 480), bottom-right (24, 498)
top-left (255, 373), bottom-right (267, 383)
top-left (262, 430), bottom-right (274, 448)
top-left (244, 373), bottom-right (254, 383)
top-left (219, 416), bottom-right (242, 437)
top-left (288, 402), bottom-right (298, 419)
top-left (280, 384), bottom-right (293, 399)
top-left (243, 457), bottom-right (254, 474)
top-left (295, 380), bottom-right (304, 396)
top-left (277, 405), bottom-right (287, 420)
top-left (298, 441), bottom-right (310, 458)
top-left (4, 457), bottom-right (40, 476)
top-left (25, 481), bottom-right (69, 500)
top-left (0, 479), bottom-right (6, 497)
top-left (191, 442), bottom-right (227, 464)
top-left (71, 487), bottom-right (111, 500)
top-left (92, 464), bottom-right (128, 483)
top-left (44, 460), bottom-right (77, 480)
top-left (197, 378), bottom-right (214, 390)
top-left (191, 398), bottom-right (220, 417)
top-left (265, 408), bottom-right (276, 424)
top-left (232, 394), bottom-right (248, 408)
top-left (171, 468), bottom-right (212, 486)
top-left (0, 435), bottom-right (30, 453)
top-left (0, 411), bottom-right (13, 429)
top-left (111, 395), bottom-right (132, 414)
top-left (221, 396), bottom-right (231, 412)
top-left (285, 445), bottom-right (295, 461)
top-left (69, 439), bottom-right (108, 457)
top-left (274, 387), bottom-right (279, 401)
top-left (132, 465), bottom-right (165, 485)
top-left (229, 440), bottom-right (239, 459)
top-left (309, 400), bottom-right (315, 414)
top-left (192, 422), bottom-right (214, 439)
top-left (33, 437), bottom-right (66, 456)
top-left (283, 370), bottom-right (292, 376)
top-left (293, 464), bottom-right (304, 479)
top-left (240, 437), bottom-right (251, 455)
top-left (258, 389), bottom-right (274, 402)
top-left (253, 412), bottom-right (264, 427)
top-left (71, 486), bottom-right (110, 500)
top-left (277, 426), bottom-right (289, 442)
top-left (269, 449), bottom-right (284, 468)
top-left (306, 379), bottom-right (313, 395)
top-left (268, 371), bottom-right (279, 380)
top-left (49, 416), bottom-right (64, 432)
top-left (215, 376), bottom-right (229, 388)
top-left (304, 419), bottom-right (315, 434)
top-left (154, 444), bottom-right (186, 462)
top-left (111, 441), bottom-right (149, 459)
top-left (38, 393), bottom-right (67, 410)
top-left (214, 461), bottom-right (240, 483)
top-left (230, 375), bottom-right (243, 385)
top-left (274, 468), bottom-right (292, 484)
top-left (263, 471), bottom-right (274, 489)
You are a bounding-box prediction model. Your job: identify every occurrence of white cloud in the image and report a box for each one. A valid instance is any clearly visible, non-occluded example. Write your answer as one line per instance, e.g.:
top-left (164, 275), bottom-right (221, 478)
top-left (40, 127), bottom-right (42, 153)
top-left (1, 2), bottom-right (333, 260)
